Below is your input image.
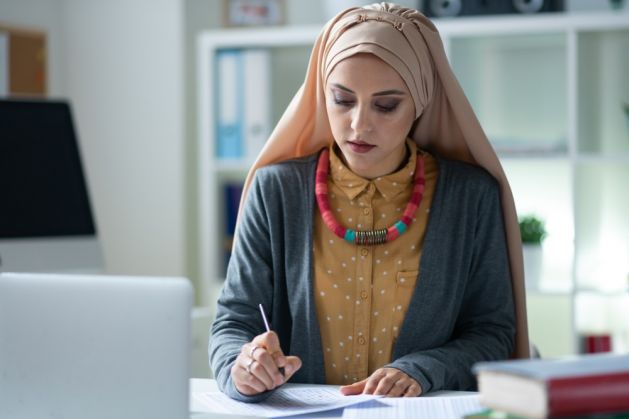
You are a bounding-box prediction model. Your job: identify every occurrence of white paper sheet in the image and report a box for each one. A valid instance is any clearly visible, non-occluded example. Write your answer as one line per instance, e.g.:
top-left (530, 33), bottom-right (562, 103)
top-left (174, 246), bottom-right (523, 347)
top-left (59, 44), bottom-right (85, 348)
top-left (192, 385), bottom-right (379, 418)
top-left (341, 393), bottom-right (483, 419)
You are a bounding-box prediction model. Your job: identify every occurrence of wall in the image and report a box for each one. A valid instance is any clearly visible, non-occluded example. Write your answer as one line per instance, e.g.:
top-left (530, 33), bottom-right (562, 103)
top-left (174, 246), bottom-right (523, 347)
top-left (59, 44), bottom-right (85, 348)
top-left (0, 0), bottom-right (186, 279)
top-left (60, 0), bottom-right (185, 278)
top-left (0, 0), bottom-right (65, 95)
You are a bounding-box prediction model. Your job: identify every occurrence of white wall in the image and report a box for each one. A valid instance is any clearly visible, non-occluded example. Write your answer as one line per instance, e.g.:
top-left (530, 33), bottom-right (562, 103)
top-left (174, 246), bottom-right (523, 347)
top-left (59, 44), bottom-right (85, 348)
top-left (60, 0), bottom-right (185, 277)
top-left (0, 0), bottom-right (186, 278)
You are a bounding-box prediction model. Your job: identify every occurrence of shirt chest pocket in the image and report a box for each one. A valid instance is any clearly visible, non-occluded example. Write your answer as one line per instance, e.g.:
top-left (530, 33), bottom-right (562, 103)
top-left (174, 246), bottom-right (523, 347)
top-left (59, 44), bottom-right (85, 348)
top-left (391, 270), bottom-right (419, 338)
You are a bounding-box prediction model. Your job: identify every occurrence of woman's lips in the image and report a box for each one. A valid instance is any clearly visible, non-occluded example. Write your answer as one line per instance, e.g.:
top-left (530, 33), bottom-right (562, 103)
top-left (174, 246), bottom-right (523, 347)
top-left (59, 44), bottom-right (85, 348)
top-left (347, 140), bottom-right (376, 154)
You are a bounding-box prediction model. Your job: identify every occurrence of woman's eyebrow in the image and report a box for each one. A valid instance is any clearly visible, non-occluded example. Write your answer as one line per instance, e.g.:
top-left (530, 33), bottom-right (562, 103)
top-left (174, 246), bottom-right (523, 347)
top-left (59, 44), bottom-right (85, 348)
top-left (373, 89), bottom-right (406, 97)
top-left (331, 83), bottom-right (405, 96)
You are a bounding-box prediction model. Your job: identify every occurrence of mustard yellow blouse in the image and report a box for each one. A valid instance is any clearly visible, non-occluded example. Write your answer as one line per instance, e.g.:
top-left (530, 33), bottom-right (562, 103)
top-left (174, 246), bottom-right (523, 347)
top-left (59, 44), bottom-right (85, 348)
top-left (313, 140), bottom-right (439, 385)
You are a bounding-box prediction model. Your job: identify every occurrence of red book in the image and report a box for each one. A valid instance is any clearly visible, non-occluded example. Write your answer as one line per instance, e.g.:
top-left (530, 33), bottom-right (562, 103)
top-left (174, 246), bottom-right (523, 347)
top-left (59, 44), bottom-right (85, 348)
top-left (473, 353), bottom-right (629, 418)
top-left (581, 334), bottom-right (612, 353)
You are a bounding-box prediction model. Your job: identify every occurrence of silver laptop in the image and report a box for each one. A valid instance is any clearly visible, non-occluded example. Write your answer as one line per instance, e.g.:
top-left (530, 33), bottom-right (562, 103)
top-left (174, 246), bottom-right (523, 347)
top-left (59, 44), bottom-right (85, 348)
top-left (0, 272), bottom-right (192, 419)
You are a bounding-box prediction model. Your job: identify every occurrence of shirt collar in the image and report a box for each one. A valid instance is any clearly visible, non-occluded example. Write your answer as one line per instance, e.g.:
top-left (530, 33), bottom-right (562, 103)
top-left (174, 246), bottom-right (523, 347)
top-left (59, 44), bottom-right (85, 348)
top-left (329, 139), bottom-right (418, 202)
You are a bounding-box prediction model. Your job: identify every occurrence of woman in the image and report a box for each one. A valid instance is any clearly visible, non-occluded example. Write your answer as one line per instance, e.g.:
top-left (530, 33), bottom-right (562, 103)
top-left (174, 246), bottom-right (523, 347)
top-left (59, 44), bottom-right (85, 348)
top-left (209, 2), bottom-right (529, 402)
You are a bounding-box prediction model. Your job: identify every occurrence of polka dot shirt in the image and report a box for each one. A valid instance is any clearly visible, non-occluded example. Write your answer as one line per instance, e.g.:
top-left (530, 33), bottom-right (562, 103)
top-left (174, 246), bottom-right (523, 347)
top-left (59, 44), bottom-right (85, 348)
top-left (313, 140), bottom-right (439, 385)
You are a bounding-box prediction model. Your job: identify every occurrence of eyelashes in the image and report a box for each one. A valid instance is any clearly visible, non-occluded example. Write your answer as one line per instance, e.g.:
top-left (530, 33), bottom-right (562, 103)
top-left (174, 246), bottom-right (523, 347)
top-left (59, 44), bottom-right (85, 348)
top-left (375, 103), bottom-right (399, 113)
top-left (332, 97), bottom-right (400, 113)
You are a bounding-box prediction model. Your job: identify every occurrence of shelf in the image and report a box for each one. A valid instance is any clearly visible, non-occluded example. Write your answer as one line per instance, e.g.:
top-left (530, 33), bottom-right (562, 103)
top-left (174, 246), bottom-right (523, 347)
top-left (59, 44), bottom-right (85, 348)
top-left (576, 153), bottom-right (629, 164)
top-left (575, 292), bottom-right (629, 353)
top-left (450, 32), bottom-right (567, 151)
top-left (214, 160), bottom-right (253, 173)
top-left (503, 159), bottom-right (573, 292)
top-left (526, 293), bottom-right (573, 358)
top-left (574, 163), bottom-right (629, 292)
top-left (577, 28), bottom-right (629, 155)
top-left (497, 149), bottom-right (569, 160)
top-left (433, 11), bottom-right (629, 36)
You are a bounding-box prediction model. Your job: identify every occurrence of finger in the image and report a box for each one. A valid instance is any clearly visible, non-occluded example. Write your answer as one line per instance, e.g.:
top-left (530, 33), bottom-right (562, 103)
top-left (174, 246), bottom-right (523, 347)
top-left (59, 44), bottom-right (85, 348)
top-left (271, 351), bottom-right (287, 377)
top-left (252, 331), bottom-right (282, 356)
top-left (373, 373), bottom-right (397, 396)
top-left (385, 379), bottom-right (410, 397)
top-left (252, 332), bottom-right (287, 384)
top-left (361, 369), bottom-right (387, 395)
top-left (231, 363), bottom-right (266, 395)
top-left (254, 348), bottom-right (285, 387)
top-left (340, 378), bottom-right (367, 396)
top-left (403, 382), bottom-right (422, 397)
top-left (238, 372), bottom-right (266, 395)
top-left (282, 356), bottom-right (302, 379)
top-left (237, 348), bottom-right (276, 390)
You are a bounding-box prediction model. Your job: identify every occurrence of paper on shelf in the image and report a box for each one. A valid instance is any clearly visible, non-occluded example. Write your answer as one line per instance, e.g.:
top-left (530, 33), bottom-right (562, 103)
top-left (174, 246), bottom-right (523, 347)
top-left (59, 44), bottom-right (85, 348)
top-left (192, 384), bottom-right (379, 418)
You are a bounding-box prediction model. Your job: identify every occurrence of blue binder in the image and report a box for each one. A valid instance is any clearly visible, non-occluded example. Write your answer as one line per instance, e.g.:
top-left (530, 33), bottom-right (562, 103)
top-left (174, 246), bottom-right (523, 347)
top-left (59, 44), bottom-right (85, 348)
top-left (215, 49), bottom-right (244, 159)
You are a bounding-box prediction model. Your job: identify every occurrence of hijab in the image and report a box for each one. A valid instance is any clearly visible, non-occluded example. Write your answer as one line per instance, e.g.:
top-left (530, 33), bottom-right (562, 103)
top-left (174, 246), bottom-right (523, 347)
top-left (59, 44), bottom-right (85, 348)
top-left (239, 2), bottom-right (529, 359)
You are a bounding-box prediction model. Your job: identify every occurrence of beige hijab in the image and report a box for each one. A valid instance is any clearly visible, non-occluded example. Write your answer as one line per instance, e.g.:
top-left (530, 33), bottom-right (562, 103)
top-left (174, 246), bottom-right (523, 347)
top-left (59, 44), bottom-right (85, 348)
top-left (240, 3), bottom-right (529, 359)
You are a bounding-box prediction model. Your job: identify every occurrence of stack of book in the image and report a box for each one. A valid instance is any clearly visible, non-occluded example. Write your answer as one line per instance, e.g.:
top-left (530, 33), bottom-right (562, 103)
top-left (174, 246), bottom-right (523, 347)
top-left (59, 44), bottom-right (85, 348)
top-left (471, 353), bottom-right (629, 418)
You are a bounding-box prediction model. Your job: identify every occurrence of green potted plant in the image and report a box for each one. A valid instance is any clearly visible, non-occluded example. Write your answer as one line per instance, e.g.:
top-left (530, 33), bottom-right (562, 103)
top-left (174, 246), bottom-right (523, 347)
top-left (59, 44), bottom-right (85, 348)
top-left (519, 215), bottom-right (547, 290)
top-left (519, 215), bottom-right (547, 245)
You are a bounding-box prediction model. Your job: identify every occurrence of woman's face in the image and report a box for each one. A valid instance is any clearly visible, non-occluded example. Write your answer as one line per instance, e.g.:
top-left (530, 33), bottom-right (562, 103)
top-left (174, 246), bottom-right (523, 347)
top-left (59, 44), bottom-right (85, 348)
top-left (325, 53), bottom-right (416, 179)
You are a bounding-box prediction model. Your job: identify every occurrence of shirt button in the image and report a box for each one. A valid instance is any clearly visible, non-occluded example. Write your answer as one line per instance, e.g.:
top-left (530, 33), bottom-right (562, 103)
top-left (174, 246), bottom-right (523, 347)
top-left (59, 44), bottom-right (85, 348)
top-left (358, 336), bottom-right (366, 345)
top-left (361, 248), bottom-right (369, 256)
top-left (360, 290), bottom-right (368, 299)
top-left (363, 208), bottom-right (371, 215)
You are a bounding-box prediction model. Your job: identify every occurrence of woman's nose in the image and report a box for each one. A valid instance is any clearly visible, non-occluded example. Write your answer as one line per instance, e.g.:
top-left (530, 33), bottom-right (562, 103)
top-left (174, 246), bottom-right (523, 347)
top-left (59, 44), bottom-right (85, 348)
top-left (350, 104), bottom-right (372, 134)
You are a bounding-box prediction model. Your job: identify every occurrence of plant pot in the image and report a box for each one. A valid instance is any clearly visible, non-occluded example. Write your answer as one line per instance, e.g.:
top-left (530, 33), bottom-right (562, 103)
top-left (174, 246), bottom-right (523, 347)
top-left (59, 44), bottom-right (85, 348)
top-left (522, 244), bottom-right (543, 291)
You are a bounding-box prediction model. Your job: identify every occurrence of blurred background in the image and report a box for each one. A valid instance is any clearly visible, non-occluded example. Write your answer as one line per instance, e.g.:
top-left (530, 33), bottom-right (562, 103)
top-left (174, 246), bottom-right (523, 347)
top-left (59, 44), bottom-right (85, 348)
top-left (1, 0), bottom-right (628, 378)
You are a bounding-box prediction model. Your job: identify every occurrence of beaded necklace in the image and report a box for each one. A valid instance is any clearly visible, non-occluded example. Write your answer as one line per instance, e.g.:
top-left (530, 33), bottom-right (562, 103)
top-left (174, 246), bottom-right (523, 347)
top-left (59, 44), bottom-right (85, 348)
top-left (315, 148), bottom-right (425, 246)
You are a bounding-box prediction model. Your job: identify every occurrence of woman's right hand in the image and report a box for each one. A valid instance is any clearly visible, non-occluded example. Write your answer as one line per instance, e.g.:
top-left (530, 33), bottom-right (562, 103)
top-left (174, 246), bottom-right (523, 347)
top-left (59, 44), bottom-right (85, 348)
top-left (231, 331), bottom-right (302, 396)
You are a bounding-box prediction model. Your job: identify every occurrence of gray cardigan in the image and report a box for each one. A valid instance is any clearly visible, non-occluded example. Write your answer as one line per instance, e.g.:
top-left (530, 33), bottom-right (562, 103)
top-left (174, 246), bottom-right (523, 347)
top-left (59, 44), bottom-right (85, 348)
top-left (209, 152), bottom-right (515, 402)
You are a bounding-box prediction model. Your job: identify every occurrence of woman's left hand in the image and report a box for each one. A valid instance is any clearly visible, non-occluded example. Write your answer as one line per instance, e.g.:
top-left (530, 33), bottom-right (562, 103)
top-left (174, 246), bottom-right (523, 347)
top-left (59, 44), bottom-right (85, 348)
top-left (339, 367), bottom-right (422, 397)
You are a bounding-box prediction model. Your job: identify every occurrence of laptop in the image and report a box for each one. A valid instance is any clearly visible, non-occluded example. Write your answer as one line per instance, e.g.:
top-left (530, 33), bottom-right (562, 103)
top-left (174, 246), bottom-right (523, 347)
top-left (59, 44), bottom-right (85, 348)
top-left (0, 272), bottom-right (192, 419)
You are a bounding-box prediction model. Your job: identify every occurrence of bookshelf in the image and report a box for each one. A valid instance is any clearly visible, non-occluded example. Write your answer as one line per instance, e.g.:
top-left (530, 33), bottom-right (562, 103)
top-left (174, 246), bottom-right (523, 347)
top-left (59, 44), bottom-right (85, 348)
top-left (197, 12), bottom-right (629, 356)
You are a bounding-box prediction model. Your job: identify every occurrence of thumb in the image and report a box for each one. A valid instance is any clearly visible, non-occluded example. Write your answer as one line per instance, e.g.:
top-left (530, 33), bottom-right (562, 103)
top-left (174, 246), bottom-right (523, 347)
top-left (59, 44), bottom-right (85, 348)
top-left (340, 378), bottom-right (367, 395)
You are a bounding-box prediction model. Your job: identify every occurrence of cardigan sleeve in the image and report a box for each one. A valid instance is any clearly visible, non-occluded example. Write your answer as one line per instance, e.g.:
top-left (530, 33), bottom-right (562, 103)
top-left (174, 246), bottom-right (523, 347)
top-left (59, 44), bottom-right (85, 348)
top-left (386, 171), bottom-right (516, 393)
top-left (208, 170), bottom-right (277, 403)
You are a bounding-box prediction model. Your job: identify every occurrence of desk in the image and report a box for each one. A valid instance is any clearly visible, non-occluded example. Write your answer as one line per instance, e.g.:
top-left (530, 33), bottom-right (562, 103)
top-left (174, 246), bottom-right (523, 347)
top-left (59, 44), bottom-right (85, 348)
top-left (188, 379), bottom-right (481, 419)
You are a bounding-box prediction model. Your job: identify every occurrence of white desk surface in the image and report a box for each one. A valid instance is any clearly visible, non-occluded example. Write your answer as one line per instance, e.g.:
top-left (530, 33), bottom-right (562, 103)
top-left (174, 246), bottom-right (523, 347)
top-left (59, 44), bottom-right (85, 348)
top-left (188, 378), bottom-right (479, 419)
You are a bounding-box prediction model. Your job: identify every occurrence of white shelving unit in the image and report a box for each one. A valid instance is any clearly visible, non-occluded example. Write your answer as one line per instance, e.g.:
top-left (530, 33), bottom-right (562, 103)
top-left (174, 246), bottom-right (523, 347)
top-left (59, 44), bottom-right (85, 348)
top-left (197, 12), bottom-right (629, 356)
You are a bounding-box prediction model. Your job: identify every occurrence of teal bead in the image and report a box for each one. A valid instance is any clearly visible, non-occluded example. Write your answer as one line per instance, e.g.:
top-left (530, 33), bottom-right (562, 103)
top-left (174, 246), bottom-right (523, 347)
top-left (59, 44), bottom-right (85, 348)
top-left (395, 221), bottom-right (407, 234)
top-left (344, 230), bottom-right (355, 242)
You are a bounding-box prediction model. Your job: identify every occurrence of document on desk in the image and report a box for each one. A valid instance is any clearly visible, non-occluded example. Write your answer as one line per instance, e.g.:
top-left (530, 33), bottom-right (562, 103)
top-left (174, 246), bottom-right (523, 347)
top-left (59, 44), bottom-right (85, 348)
top-left (342, 392), bottom-right (483, 419)
top-left (192, 384), bottom-right (379, 418)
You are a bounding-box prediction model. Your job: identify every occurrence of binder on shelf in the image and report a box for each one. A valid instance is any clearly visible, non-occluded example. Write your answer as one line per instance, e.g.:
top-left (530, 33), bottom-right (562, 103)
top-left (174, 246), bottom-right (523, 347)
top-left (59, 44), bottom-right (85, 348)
top-left (243, 49), bottom-right (271, 163)
top-left (0, 30), bottom-right (8, 96)
top-left (215, 49), bottom-right (244, 159)
top-left (222, 181), bottom-right (244, 276)
top-left (223, 182), bottom-right (243, 237)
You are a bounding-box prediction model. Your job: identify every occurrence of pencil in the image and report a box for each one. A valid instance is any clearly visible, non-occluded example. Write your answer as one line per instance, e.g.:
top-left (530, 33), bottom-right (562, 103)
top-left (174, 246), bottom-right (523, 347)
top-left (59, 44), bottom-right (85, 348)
top-left (258, 303), bottom-right (285, 376)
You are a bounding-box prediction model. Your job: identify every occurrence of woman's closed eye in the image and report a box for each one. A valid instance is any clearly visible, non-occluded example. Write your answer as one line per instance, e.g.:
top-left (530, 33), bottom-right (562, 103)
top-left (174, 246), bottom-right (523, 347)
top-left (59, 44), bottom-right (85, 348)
top-left (333, 96), bottom-right (354, 107)
top-left (374, 100), bottom-right (399, 113)
top-left (333, 96), bottom-right (400, 113)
